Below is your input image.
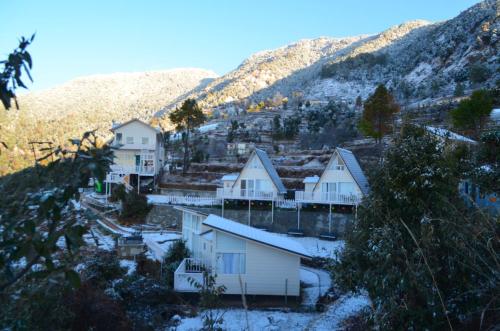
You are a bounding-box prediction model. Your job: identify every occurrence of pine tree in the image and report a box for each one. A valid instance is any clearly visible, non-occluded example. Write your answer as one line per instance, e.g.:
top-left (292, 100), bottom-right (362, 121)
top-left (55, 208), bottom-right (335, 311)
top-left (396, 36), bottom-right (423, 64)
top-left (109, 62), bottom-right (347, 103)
top-left (358, 84), bottom-right (399, 143)
top-left (450, 89), bottom-right (493, 138)
top-left (168, 98), bottom-right (206, 173)
top-left (335, 124), bottom-right (499, 330)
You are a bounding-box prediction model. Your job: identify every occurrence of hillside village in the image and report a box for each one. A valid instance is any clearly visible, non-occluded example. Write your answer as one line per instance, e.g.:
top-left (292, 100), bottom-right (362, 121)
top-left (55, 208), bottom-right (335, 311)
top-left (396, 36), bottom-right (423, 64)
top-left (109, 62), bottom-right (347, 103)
top-left (1, 1), bottom-right (500, 331)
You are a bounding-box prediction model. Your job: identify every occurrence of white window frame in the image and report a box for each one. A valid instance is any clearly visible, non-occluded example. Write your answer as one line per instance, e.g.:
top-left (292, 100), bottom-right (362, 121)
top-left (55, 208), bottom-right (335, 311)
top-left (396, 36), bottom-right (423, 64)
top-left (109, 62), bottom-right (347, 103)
top-left (126, 136), bottom-right (134, 144)
top-left (141, 137), bottom-right (149, 145)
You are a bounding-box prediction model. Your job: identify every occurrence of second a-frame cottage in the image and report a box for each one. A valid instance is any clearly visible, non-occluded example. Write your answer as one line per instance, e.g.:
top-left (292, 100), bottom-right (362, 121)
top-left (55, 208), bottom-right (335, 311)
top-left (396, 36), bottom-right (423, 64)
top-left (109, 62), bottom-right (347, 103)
top-left (295, 148), bottom-right (369, 205)
top-left (217, 148), bottom-right (287, 201)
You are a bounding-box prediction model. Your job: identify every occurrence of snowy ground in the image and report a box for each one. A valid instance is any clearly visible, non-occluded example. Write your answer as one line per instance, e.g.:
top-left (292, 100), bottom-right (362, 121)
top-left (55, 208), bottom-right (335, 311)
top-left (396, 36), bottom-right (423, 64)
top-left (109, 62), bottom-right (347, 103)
top-left (300, 267), bottom-right (332, 307)
top-left (173, 292), bottom-right (370, 331)
top-left (119, 259), bottom-right (137, 276)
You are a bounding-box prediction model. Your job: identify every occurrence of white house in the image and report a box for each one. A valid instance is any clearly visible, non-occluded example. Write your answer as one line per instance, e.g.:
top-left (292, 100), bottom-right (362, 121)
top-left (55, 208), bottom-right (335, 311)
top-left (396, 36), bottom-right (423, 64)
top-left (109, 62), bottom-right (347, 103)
top-left (105, 118), bottom-right (164, 193)
top-left (216, 148), bottom-right (287, 200)
top-left (174, 207), bottom-right (311, 296)
top-left (295, 148), bottom-right (369, 205)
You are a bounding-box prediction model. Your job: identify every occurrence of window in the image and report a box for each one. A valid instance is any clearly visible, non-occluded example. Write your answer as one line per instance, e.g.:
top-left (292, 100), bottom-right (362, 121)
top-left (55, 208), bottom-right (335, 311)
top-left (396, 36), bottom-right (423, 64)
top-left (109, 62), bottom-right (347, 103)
top-left (216, 253), bottom-right (245, 274)
top-left (142, 137), bottom-right (149, 145)
top-left (126, 136), bottom-right (134, 144)
top-left (249, 157), bottom-right (262, 169)
top-left (116, 133), bottom-right (122, 142)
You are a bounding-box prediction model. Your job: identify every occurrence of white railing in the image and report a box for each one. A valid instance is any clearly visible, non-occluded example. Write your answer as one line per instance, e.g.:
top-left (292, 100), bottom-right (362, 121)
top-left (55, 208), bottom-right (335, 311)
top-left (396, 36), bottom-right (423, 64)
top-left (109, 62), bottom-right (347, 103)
top-left (295, 190), bottom-right (361, 205)
top-left (110, 164), bottom-right (155, 175)
top-left (216, 188), bottom-right (276, 200)
top-left (147, 194), bottom-right (221, 207)
top-left (174, 258), bottom-right (208, 292)
top-left (275, 199), bottom-right (297, 209)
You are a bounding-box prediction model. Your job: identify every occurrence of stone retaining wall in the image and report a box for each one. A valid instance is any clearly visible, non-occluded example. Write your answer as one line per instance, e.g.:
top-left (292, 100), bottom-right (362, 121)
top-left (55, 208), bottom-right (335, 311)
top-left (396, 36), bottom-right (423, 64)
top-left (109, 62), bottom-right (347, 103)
top-left (146, 204), bottom-right (354, 237)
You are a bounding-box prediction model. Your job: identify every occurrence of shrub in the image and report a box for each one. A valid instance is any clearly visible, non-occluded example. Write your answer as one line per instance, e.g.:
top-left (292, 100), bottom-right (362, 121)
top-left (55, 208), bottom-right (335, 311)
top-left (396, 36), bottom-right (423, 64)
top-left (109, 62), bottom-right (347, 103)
top-left (334, 125), bottom-right (499, 330)
top-left (120, 190), bottom-right (151, 223)
top-left (469, 63), bottom-right (491, 83)
top-left (163, 240), bottom-right (190, 288)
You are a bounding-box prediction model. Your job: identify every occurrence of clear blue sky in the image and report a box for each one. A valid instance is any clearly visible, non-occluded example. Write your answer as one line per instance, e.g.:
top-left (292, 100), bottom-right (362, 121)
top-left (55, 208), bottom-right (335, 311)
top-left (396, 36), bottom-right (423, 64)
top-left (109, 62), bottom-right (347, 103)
top-left (1, 0), bottom-right (480, 91)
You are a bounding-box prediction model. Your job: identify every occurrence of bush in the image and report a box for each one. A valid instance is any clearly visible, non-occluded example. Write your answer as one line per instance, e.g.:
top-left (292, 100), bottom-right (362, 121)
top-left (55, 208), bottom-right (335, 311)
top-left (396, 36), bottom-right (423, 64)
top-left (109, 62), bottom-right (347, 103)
top-left (120, 190), bottom-right (151, 223)
top-left (81, 251), bottom-right (127, 289)
top-left (469, 63), bottom-right (491, 83)
top-left (110, 184), bottom-right (127, 202)
top-left (163, 240), bottom-right (190, 288)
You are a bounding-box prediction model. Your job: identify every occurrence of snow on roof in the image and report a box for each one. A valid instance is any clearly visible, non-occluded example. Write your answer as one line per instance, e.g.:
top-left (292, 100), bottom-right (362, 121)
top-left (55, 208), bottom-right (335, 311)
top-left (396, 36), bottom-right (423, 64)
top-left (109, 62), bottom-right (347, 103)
top-left (303, 176), bottom-right (320, 184)
top-left (336, 148), bottom-right (370, 196)
top-left (425, 126), bottom-right (477, 144)
top-left (198, 123), bottom-right (219, 133)
top-left (203, 214), bottom-right (311, 258)
top-left (222, 173), bottom-right (239, 181)
top-left (254, 149), bottom-right (287, 194)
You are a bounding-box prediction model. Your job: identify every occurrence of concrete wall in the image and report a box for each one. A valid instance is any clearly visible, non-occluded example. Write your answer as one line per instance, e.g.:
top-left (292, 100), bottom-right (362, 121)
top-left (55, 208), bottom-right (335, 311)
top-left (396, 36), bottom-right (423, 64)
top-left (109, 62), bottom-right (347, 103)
top-left (145, 204), bottom-right (354, 237)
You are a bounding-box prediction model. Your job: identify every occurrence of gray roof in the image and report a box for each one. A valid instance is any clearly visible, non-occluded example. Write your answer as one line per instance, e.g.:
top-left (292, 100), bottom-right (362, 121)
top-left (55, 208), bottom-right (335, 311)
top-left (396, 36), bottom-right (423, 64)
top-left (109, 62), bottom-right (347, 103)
top-left (203, 214), bottom-right (310, 258)
top-left (336, 148), bottom-right (370, 195)
top-left (254, 149), bottom-right (287, 194)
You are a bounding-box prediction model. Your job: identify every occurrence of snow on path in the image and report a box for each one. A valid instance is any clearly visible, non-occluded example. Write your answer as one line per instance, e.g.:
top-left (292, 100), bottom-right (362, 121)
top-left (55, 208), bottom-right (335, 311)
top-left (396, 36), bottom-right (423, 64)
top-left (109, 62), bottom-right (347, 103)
top-left (120, 259), bottom-right (137, 276)
top-left (300, 267), bottom-right (332, 307)
top-left (305, 293), bottom-right (371, 331)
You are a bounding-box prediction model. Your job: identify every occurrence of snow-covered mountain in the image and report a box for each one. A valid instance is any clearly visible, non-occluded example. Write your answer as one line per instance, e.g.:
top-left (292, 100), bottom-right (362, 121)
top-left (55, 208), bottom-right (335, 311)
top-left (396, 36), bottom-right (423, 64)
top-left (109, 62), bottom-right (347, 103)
top-left (159, 0), bottom-right (498, 114)
top-left (0, 68), bottom-right (217, 175)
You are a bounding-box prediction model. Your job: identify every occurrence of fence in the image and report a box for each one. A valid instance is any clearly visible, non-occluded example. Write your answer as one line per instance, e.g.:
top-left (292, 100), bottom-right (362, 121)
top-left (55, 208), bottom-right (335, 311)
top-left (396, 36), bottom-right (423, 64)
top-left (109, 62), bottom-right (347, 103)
top-left (147, 194), bottom-right (222, 207)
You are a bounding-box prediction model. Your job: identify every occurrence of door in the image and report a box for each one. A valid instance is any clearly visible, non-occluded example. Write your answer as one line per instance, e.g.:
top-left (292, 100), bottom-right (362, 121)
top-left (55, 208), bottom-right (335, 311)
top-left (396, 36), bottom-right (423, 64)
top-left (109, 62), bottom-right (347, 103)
top-left (135, 155), bottom-right (141, 172)
top-left (321, 182), bottom-right (336, 201)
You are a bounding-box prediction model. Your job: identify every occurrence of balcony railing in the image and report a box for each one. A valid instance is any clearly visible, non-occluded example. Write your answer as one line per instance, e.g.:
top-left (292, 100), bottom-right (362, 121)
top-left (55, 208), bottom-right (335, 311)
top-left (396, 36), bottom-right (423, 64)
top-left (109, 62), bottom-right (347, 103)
top-left (216, 188), bottom-right (276, 200)
top-left (295, 190), bottom-right (361, 205)
top-left (174, 258), bottom-right (210, 292)
top-left (110, 164), bottom-right (155, 175)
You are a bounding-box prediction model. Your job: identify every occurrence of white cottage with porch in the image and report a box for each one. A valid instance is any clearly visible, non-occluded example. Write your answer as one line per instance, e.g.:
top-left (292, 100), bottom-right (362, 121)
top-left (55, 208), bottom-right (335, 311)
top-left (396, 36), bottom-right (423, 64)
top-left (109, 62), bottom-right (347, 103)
top-left (295, 148), bottom-right (369, 205)
top-left (174, 207), bottom-right (310, 296)
top-left (217, 148), bottom-right (287, 201)
top-left (105, 118), bottom-right (164, 193)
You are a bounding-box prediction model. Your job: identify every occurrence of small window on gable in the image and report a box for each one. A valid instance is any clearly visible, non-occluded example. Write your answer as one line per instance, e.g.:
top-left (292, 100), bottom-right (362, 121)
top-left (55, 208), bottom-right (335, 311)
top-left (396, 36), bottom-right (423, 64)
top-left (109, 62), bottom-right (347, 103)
top-left (142, 137), bottom-right (149, 145)
top-left (116, 133), bottom-right (122, 142)
top-left (249, 157), bottom-right (262, 169)
top-left (126, 136), bottom-right (134, 144)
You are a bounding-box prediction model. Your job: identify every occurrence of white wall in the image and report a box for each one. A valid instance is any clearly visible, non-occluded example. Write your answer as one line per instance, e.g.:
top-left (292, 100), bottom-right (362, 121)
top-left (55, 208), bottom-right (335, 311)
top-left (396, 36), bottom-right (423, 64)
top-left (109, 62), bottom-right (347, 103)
top-left (212, 231), bottom-right (301, 296)
top-left (232, 154), bottom-right (277, 195)
top-left (313, 153), bottom-right (361, 199)
top-left (114, 121), bottom-right (157, 151)
top-left (111, 120), bottom-right (164, 175)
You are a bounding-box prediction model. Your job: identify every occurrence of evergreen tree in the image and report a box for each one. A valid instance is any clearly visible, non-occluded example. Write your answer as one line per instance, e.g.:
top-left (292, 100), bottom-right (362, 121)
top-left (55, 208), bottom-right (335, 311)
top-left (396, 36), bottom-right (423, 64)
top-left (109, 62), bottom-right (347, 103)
top-left (450, 89), bottom-right (493, 138)
top-left (335, 125), bottom-right (499, 330)
top-left (358, 84), bottom-right (399, 143)
top-left (168, 98), bottom-right (206, 173)
top-left (454, 82), bottom-right (465, 97)
top-left (355, 95), bottom-right (363, 109)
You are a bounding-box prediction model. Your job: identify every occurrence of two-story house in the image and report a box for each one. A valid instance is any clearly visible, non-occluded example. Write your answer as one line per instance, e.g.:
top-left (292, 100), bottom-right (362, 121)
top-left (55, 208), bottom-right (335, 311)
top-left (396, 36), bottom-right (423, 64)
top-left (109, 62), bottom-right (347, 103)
top-left (295, 148), bottom-right (369, 206)
top-left (217, 148), bottom-right (287, 201)
top-left (173, 207), bottom-right (311, 297)
top-left (105, 118), bottom-right (164, 193)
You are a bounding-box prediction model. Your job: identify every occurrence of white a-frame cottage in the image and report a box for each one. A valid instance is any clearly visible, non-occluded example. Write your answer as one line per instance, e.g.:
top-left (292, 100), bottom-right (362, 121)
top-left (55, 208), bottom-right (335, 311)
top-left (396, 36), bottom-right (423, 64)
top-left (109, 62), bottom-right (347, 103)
top-left (295, 148), bottom-right (369, 205)
top-left (217, 148), bottom-right (287, 201)
top-left (174, 207), bottom-right (310, 297)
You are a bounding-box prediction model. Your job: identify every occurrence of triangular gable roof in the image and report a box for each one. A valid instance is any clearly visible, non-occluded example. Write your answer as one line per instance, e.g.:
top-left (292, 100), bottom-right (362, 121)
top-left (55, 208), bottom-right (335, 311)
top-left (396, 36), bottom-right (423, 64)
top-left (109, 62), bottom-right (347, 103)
top-left (202, 214), bottom-right (311, 259)
top-left (231, 148), bottom-right (287, 194)
top-left (313, 148), bottom-right (369, 196)
top-left (111, 118), bottom-right (161, 134)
